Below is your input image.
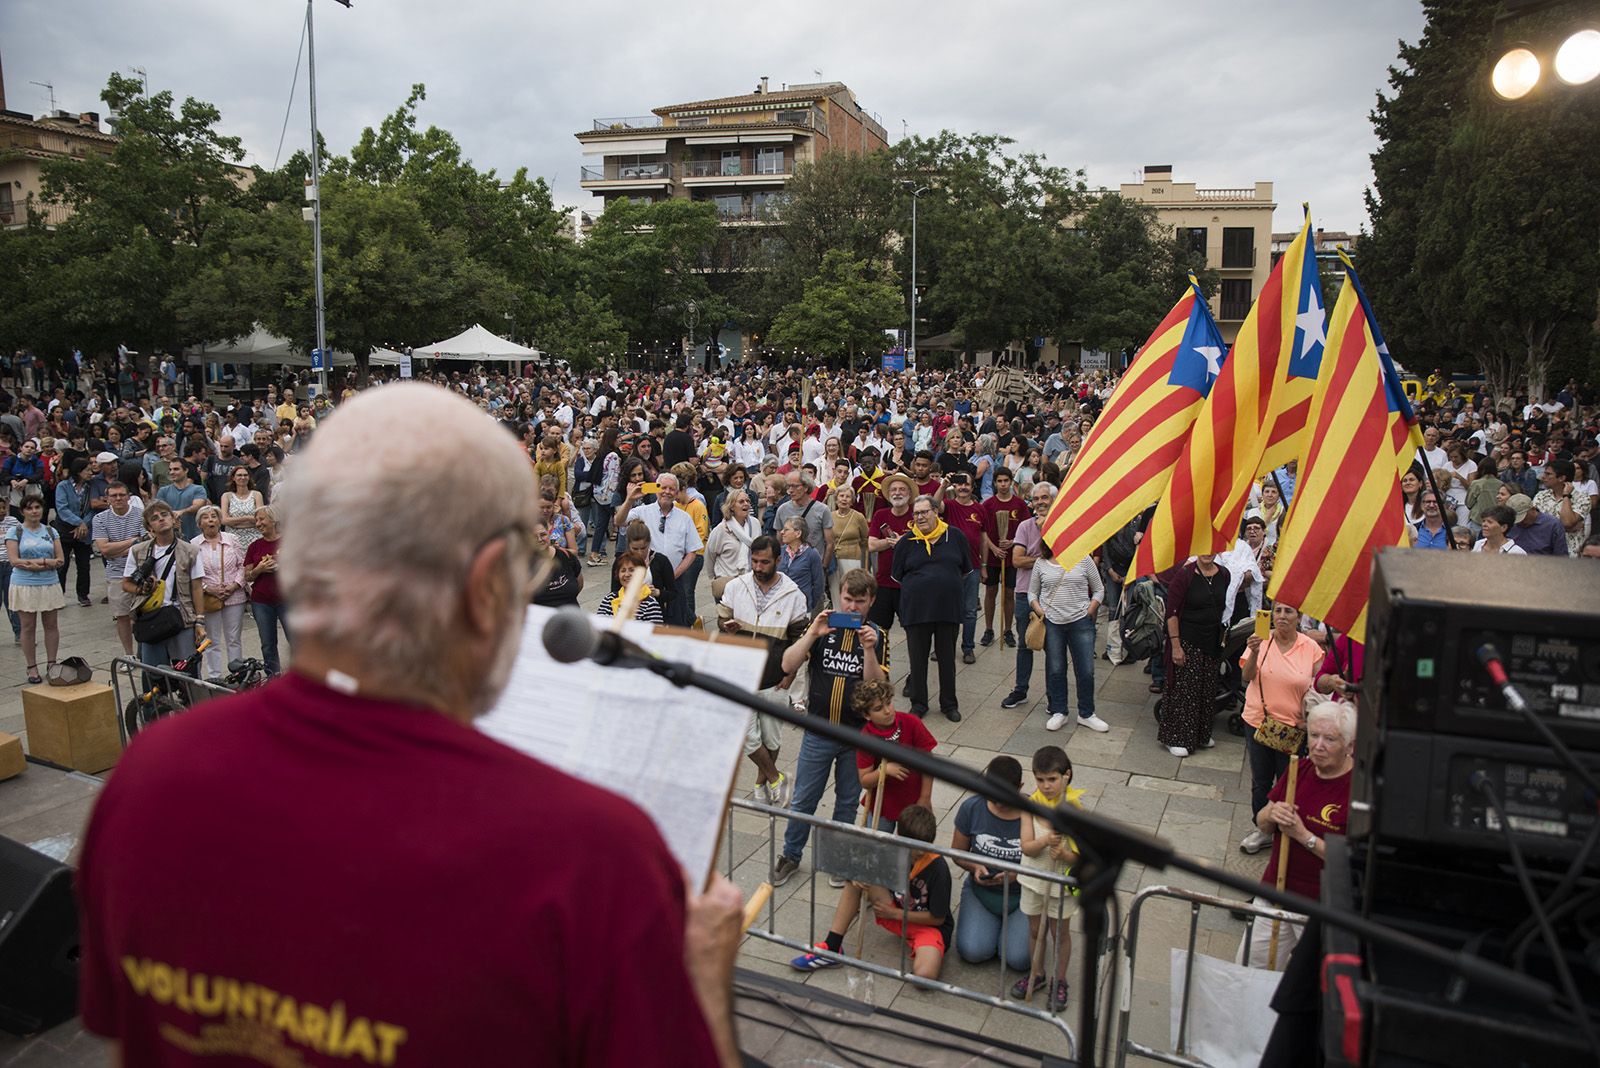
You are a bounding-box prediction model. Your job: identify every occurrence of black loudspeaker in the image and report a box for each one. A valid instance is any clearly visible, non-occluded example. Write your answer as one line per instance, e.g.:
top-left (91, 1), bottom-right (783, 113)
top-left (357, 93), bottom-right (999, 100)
top-left (0, 834), bottom-right (80, 1035)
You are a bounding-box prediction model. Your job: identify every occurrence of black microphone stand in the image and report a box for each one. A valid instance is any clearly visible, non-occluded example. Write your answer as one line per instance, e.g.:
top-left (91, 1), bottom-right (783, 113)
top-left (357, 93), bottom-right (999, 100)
top-left (632, 651), bottom-right (1555, 1068)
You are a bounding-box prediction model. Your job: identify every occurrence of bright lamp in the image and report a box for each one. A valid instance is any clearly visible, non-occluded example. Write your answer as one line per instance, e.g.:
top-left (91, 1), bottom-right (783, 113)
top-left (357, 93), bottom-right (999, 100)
top-left (1491, 47), bottom-right (1542, 100)
top-left (1554, 29), bottom-right (1600, 86)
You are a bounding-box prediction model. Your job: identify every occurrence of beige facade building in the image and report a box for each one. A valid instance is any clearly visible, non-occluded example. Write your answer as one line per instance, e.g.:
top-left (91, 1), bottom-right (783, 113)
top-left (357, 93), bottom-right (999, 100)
top-left (575, 78), bottom-right (888, 224)
top-left (0, 106), bottom-right (116, 231)
top-left (1120, 165), bottom-right (1276, 343)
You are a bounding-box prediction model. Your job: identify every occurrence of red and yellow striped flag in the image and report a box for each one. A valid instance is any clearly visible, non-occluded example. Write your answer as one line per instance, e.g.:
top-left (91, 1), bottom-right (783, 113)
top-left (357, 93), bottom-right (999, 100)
top-left (1040, 278), bottom-right (1227, 566)
top-left (1267, 255), bottom-right (1421, 640)
top-left (1131, 210), bottom-right (1326, 578)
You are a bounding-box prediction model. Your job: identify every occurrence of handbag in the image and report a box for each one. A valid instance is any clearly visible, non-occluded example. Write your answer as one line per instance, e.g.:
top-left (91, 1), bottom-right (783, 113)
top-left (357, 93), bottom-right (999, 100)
top-left (1251, 641), bottom-right (1306, 754)
top-left (132, 547), bottom-right (185, 645)
top-left (202, 541), bottom-right (227, 613)
top-left (1025, 614), bottom-right (1047, 651)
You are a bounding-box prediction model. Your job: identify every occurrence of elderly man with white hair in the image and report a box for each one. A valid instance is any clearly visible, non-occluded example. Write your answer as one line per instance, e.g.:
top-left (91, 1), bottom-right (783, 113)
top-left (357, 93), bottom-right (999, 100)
top-left (76, 383), bottom-right (744, 1066)
top-left (613, 469), bottom-right (703, 626)
top-left (1238, 698), bottom-right (1356, 970)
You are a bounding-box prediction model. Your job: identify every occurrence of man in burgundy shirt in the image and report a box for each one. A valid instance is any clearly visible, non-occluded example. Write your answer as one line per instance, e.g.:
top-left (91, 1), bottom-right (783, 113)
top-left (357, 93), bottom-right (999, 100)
top-left (979, 467), bottom-right (1030, 648)
top-left (866, 472), bottom-right (916, 632)
top-left (941, 473), bottom-right (987, 664)
top-left (76, 384), bottom-right (743, 1067)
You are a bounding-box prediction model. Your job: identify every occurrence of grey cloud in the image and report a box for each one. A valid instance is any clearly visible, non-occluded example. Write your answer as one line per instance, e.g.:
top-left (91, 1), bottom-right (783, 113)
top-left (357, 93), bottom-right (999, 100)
top-left (2, 0), bottom-right (1423, 231)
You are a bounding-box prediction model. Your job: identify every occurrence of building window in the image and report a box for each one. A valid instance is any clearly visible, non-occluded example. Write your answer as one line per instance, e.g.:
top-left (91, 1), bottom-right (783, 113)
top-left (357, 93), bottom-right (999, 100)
top-left (0, 186), bottom-right (12, 220)
top-left (755, 147), bottom-right (784, 175)
top-left (721, 149), bottom-right (742, 177)
top-left (1219, 278), bottom-right (1252, 320)
top-left (751, 191), bottom-right (782, 216)
top-left (1221, 227), bottom-right (1254, 268)
top-left (713, 193), bottom-right (743, 219)
top-left (1183, 227), bottom-right (1207, 257)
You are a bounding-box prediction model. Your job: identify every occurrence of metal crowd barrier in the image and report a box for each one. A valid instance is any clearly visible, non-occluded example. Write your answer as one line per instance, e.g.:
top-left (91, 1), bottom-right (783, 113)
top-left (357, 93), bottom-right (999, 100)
top-left (109, 655), bottom-right (239, 746)
top-left (727, 796), bottom-right (1079, 1058)
top-left (1113, 885), bottom-right (1302, 1068)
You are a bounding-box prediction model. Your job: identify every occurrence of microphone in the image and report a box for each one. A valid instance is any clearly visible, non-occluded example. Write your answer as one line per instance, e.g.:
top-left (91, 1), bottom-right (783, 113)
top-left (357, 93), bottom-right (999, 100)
top-left (542, 608), bottom-right (658, 669)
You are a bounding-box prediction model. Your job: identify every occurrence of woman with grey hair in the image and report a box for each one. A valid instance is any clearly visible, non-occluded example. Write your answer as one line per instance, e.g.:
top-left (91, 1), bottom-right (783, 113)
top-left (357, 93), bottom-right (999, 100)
top-left (973, 434), bottom-right (998, 500)
top-left (704, 491), bottom-right (760, 603)
top-left (776, 516), bottom-right (825, 612)
top-left (192, 504), bottom-right (247, 679)
top-left (1239, 698), bottom-right (1355, 969)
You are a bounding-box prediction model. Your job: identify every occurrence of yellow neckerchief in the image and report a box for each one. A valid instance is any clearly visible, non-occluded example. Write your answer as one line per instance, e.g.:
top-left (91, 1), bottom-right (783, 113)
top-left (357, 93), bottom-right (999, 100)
top-left (857, 468), bottom-right (883, 494)
top-left (908, 518), bottom-right (948, 554)
top-left (1031, 785), bottom-right (1086, 864)
top-left (609, 590), bottom-right (625, 616)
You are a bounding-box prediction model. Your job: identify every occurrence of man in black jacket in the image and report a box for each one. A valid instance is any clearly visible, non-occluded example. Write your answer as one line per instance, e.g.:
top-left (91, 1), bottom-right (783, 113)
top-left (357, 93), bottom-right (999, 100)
top-left (892, 495), bottom-right (972, 722)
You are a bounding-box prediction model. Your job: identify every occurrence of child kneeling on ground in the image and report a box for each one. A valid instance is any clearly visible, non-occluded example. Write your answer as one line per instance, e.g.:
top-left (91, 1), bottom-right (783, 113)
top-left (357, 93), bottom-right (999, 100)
top-left (1014, 745), bottom-right (1084, 1011)
top-left (789, 804), bottom-right (953, 980)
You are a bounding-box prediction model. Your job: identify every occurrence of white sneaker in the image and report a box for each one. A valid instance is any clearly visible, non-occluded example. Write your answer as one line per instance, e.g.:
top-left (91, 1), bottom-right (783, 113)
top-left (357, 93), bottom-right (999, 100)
top-left (1240, 829), bottom-right (1273, 854)
top-left (1168, 746), bottom-right (1190, 757)
top-left (769, 772), bottom-right (792, 808)
top-left (1045, 712), bottom-right (1068, 731)
top-left (1078, 715), bottom-right (1111, 733)
top-left (1198, 737), bottom-right (1216, 749)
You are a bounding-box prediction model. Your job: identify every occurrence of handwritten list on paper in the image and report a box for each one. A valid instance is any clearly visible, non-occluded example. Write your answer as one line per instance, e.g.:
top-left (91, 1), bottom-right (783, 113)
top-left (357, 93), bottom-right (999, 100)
top-left (478, 606), bottom-right (766, 885)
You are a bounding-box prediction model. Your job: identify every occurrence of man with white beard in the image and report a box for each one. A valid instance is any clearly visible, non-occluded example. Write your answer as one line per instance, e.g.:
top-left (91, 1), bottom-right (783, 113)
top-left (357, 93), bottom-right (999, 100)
top-left (75, 383), bottom-right (744, 1066)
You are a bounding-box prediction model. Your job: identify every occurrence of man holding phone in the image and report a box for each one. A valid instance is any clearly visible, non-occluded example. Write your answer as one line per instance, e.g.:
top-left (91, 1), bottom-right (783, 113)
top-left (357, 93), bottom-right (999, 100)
top-left (771, 568), bottom-right (888, 888)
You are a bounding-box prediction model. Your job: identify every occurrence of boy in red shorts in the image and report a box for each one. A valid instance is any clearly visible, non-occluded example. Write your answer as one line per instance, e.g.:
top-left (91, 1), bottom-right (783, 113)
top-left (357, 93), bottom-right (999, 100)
top-left (790, 804), bottom-right (953, 979)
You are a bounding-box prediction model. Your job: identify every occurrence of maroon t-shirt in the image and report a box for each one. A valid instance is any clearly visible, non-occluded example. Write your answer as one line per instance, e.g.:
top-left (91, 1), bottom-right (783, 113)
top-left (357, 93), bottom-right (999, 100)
top-left (856, 711), bottom-right (938, 821)
top-left (1260, 757), bottom-right (1352, 900)
top-left (243, 536), bottom-right (281, 605)
top-left (981, 494), bottom-right (1031, 565)
top-left (77, 673), bottom-right (715, 1067)
top-left (868, 506), bottom-right (912, 589)
top-left (944, 499), bottom-right (987, 569)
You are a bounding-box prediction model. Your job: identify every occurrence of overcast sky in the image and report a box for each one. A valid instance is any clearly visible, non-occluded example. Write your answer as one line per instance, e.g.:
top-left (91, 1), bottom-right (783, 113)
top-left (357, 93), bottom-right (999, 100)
top-left (3, 0), bottom-right (1425, 233)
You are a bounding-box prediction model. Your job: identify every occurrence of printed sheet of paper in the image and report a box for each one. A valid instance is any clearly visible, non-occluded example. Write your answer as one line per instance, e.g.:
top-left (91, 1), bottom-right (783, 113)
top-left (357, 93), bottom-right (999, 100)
top-left (478, 606), bottom-right (766, 885)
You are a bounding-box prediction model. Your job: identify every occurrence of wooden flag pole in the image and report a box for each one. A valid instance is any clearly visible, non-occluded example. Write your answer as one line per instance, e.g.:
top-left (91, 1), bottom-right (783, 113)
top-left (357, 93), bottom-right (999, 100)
top-left (1266, 758), bottom-right (1300, 969)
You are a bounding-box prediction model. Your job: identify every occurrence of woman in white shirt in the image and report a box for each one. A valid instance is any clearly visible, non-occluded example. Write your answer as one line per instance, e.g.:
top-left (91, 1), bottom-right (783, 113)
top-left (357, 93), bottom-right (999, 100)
top-left (1473, 504), bottom-right (1526, 555)
top-left (730, 423), bottom-right (766, 472)
top-left (1440, 441), bottom-right (1477, 526)
top-left (1027, 541), bottom-right (1108, 734)
top-left (705, 493), bottom-right (762, 601)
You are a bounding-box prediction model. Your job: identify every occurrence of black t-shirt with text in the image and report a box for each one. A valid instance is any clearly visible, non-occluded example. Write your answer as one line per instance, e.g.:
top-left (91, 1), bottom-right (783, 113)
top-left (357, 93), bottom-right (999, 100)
top-left (806, 621), bottom-right (889, 729)
top-left (532, 548), bottom-right (583, 608)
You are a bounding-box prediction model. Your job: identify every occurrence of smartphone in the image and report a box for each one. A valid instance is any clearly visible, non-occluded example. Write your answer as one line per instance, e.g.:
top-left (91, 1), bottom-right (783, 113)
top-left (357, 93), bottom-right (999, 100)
top-left (1254, 608), bottom-right (1272, 640)
top-left (828, 611), bottom-right (863, 630)
top-left (641, 482), bottom-right (660, 495)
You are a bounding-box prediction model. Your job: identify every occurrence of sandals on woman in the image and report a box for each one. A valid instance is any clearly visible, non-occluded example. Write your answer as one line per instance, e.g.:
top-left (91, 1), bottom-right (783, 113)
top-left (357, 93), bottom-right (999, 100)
top-left (26, 664), bottom-right (41, 685)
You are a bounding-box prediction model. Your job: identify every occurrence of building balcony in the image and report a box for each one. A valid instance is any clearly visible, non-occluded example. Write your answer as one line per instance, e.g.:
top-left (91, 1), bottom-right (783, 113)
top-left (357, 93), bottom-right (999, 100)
top-left (591, 116), bottom-right (664, 131)
top-left (1219, 247), bottom-right (1256, 269)
top-left (0, 198), bottom-right (71, 229)
top-left (1218, 300), bottom-right (1252, 320)
top-left (682, 159), bottom-right (793, 184)
top-left (579, 161), bottom-right (674, 189)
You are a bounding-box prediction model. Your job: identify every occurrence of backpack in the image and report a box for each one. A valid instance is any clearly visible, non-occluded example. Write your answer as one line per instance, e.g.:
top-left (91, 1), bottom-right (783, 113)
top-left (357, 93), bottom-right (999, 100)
top-left (1119, 579), bottom-right (1166, 665)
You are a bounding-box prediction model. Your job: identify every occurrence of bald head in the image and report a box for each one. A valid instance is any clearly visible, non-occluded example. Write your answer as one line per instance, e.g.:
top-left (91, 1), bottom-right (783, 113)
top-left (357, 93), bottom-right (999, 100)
top-left (279, 384), bottom-right (538, 710)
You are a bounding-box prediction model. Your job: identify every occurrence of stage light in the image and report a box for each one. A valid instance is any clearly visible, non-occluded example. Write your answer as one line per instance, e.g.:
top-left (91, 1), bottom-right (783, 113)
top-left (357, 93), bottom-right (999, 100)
top-left (1491, 47), bottom-right (1542, 99)
top-left (1555, 28), bottom-right (1600, 85)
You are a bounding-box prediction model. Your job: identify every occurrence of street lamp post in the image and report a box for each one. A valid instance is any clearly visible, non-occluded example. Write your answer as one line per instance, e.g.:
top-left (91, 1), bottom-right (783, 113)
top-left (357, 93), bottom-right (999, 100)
top-left (306, 0), bottom-right (351, 398)
top-left (902, 182), bottom-right (928, 373)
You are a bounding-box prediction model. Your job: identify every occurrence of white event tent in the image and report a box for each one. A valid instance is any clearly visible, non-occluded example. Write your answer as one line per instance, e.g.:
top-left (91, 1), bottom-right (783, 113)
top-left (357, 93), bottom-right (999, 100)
top-left (192, 326), bottom-right (404, 366)
top-left (410, 323), bottom-right (537, 365)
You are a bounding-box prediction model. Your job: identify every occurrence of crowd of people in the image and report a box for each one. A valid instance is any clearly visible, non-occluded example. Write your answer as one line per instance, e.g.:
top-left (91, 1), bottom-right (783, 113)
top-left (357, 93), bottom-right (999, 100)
top-left (8, 351), bottom-right (1596, 1056)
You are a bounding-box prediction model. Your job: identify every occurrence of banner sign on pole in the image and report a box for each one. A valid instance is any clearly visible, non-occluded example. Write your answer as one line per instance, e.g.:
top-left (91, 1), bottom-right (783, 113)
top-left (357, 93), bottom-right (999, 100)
top-left (310, 348), bottom-right (326, 372)
top-left (882, 348), bottom-right (906, 372)
top-left (399, 352), bottom-right (413, 379)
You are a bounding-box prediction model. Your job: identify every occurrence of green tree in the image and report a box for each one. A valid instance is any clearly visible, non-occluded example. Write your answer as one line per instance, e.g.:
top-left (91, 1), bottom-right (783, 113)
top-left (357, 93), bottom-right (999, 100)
top-left (580, 198), bottom-right (725, 355)
top-left (890, 133), bottom-right (1090, 360)
top-left (1362, 0), bottom-right (1600, 399)
top-left (767, 250), bottom-right (902, 368)
top-left (1068, 193), bottom-right (1215, 356)
top-left (4, 73), bottom-right (252, 361)
top-left (540, 288), bottom-right (627, 371)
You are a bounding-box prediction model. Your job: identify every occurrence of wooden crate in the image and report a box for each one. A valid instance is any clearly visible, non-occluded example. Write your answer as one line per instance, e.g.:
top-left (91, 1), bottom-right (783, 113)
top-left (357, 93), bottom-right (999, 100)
top-left (0, 731), bottom-right (22, 781)
top-left (22, 682), bottom-right (121, 774)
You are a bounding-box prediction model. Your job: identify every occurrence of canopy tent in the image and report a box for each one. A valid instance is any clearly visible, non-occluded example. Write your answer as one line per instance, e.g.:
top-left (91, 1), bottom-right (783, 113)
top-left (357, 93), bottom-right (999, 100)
top-left (410, 323), bottom-right (536, 364)
top-left (188, 326), bottom-right (356, 366)
top-left (369, 348), bottom-right (406, 366)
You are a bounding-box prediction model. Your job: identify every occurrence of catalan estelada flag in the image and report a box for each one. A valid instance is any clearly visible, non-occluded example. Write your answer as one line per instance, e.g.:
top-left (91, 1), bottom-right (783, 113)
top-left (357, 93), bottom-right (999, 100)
top-left (1131, 209), bottom-right (1326, 578)
top-left (1039, 277), bottom-right (1226, 567)
top-left (1266, 253), bottom-right (1421, 640)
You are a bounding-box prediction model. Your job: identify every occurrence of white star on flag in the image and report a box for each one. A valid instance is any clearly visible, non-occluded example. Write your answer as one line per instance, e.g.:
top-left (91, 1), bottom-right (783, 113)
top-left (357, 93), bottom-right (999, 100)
top-left (1194, 345), bottom-right (1222, 377)
top-left (1296, 303), bottom-right (1326, 361)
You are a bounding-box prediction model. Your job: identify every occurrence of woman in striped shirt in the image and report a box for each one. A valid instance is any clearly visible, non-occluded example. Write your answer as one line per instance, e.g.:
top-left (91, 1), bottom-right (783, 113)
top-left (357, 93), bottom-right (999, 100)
top-left (594, 550), bottom-right (665, 624)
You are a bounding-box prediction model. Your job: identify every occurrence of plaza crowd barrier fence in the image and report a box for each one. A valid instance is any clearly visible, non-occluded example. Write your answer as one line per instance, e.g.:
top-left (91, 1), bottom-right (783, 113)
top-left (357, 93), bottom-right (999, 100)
top-left (727, 796), bottom-right (1080, 1059)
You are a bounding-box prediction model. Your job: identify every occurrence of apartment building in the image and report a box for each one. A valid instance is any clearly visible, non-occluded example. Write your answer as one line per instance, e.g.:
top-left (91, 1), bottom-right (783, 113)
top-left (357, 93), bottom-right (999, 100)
top-left (575, 78), bottom-right (888, 224)
top-left (0, 71), bottom-right (117, 230)
top-left (1121, 165), bottom-right (1276, 343)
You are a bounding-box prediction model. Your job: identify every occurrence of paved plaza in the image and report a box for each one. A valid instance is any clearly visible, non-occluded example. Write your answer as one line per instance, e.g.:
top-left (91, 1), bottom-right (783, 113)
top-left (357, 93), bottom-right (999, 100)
top-left (1, 558), bottom-right (1271, 1065)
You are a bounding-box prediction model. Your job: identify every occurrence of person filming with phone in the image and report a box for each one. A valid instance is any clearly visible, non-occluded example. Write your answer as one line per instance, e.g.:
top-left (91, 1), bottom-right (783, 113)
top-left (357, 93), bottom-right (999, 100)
top-left (770, 568), bottom-right (889, 887)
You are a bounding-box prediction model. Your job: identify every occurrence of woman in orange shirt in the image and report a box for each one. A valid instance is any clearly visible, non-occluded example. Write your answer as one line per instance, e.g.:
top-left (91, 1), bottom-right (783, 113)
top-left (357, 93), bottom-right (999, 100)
top-left (1238, 602), bottom-right (1323, 855)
